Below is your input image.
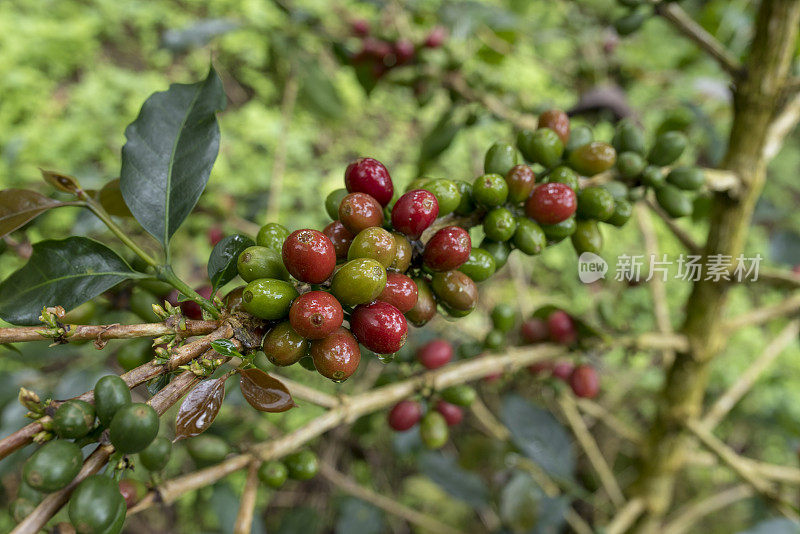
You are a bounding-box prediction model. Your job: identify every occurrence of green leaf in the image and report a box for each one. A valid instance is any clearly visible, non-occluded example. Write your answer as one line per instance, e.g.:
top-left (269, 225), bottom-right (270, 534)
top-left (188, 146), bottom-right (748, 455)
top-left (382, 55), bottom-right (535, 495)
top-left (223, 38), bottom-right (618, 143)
top-left (418, 110), bottom-right (462, 173)
top-left (120, 67), bottom-right (227, 249)
top-left (418, 452), bottom-right (490, 507)
top-left (501, 394), bottom-right (574, 480)
top-left (0, 237), bottom-right (142, 325)
top-left (335, 498), bottom-right (385, 534)
top-left (298, 61), bottom-right (344, 120)
top-left (210, 339), bottom-right (244, 359)
top-left (207, 234), bottom-right (254, 291)
top-left (737, 519), bottom-right (800, 534)
top-left (0, 189), bottom-right (66, 238)
top-left (500, 472), bottom-right (568, 534)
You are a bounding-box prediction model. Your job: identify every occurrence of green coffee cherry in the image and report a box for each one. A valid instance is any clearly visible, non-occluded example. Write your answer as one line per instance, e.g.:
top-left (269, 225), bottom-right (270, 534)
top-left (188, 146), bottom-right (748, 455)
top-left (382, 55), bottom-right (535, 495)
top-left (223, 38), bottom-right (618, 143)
top-left (258, 461), bottom-right (288, 489)
top-left (331, 258), bottom-right (387, 306)
top-left (601, 181), bottom-right (629, 201)
top-left (186, 435), bottom-right (229, 467)
top-left (606, 200), bottom-right (633, 227)
top-left (648, 131), bottom-right (687, 166)
top-left (666, 167), bottom-right (704, 191)
top-left (441, 385), bottom-right (477, 406)
top-left (577, 187), bottom-right (616, 221)
top-left (484, 142), bottom-right (519, 176)
top-left (453, 180), bottom-right (475, 216)
top-left (324, 189), bottom-right (349, 220)
top-left (612, 119), bottom-right (645, 155)
top-left (481, 239), bottom-right (512, 269)
top-left (348, 227), bottom-right (397, 267)
top-left (53, 400), bottom-right (95, 439)
top-left (491, 308), bottom-right (516, 337)
top-left (517, 128), bottom-right (564, 168)
top-left (284, 450), bottom-right (318, 480)
top-left (23, 440), bottom-right (82, 492)
top-left (109, 403), bottom-right (159, 454)
top-left (139, 436), bottom-right (172, 472)
top-left (115, 340), bottom-right (151, 371)
top-left (420, 412), bottom-right (449, 449)
top-left (237, 246), bottom-right (289, 282)
top-left (614, 10), bottom-right (646, 36)
top-left (571, 220), bottom-right (603, 255)
top-left (616, 151), bottom-right (646, 179)
top-left (565, 125), bottom-right (593, 154)
top-left (513, 218), bottom-right (546, 255)
top-left (656, 184), bottom-right (693, 218)
top-left (657, 107), bottom-right (694, 135)
top-left (640, 165), bottom-right (666, 188)
top-left (484, 328), bottom-right (506, 350)
top-left (458, 248), bottom-right (497, 282)
top-left (94, 375), bottom-right (132, 427)
top-left (472, 174), bottom-right (509, 207)
top-left (256, 222), bottom-right (291, 251)
top-left (568, 142), bottom-right (617, 176)
top-left (10, 498), bottom-right (35, 523)
top-left (546, 166), bottom-right (579, 191)
top-left (541, 217), bottom-right (577, 242)
top-left (423, 179), bottom-right (462, 216)
top-left (242, 279), bottom-right (299, 320)
top-left (68, 475), bottom-right (125, 534)
top-left (483, 208), bottom-right (517, 242)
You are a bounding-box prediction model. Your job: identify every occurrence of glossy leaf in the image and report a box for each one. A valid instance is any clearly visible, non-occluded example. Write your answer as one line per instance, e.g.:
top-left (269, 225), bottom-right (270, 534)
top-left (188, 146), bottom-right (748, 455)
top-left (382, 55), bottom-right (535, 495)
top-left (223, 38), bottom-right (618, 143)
top-left (0, 189), bottom-right (65, 238)
top-left (40, 169), bottom-right (81, 194)
top-left (0, 237), bottom-right (142, 325)
top-left (96, 179), bottom-right (132, 218)
top-left (175, 376), bottom-right (227, 441)
top-left (207, 234), bottom-right (254, 291)
top-left (120, 67), bottom-right (227, 248)
top-left (146, 374), bottom-right (171, 397)
top-left (239, 369), bottom-right (295, 413)
top-left (210, 339), bottom-right (244, 359)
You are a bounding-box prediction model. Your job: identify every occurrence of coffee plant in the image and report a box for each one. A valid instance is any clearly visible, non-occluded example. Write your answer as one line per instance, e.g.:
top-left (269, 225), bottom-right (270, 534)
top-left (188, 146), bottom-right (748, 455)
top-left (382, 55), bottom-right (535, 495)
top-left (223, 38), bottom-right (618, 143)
top-left (0, 1), bottom-right (799, 533)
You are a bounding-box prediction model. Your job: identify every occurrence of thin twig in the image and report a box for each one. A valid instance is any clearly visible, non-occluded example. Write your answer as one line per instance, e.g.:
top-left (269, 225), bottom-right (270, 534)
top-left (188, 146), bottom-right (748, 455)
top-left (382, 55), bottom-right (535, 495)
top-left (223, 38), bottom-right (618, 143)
top-left (723, 293), bottom-right (800, 331)
top-left (469, 397), bottom-right (510, 440)
top-left (576, 398), bottom-right (642, 444)
top-left (270, 373), bottom-right (339, 408)
top-left (764, 90), bottom-right (800, 160)
top-left (0, 319), bottom-right (219, 344)
top-left (662, 484), bottom-right (754, 534)
top-left (443, 72), bottom-right (538, 130)
top-left (605, 497), bottom-right (646, 534)
top-left (757, 267), bottom-right (800, 289)
top-left (645, 199), bottom-right (702, 255)
top-left (233, 461), bottom-right (260, 534)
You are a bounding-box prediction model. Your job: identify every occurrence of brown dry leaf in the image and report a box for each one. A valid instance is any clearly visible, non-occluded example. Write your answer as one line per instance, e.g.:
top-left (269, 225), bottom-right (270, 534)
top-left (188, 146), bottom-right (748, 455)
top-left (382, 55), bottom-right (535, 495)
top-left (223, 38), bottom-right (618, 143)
top-left (239, 369), bottom-right (295, 413)
top-left (175, 376), bottom-right (227, 441)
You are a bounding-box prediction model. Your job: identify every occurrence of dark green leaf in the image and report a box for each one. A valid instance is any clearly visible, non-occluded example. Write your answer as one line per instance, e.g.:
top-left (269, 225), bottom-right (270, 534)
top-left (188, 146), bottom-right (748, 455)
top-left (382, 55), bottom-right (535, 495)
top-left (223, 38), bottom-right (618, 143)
top-left (418, 452), bottom-right (490, 507)
top-left (770, 231), bottom-right (800, 267)
top-left (161, 19), bottom-right (239, 53)
top-left (0, 189), bottom-right (66, 238)
top-left (500, 472), bottom-right (567, 534)
top-left (146, 374), bottom-right (171, 397)
top-left (96, 179), bottom-right (132, 218)
top-left (210, 339), bottom-right (244, 359)
top-left (299, 61), bottom-right (344, 120)
top-left (418, 110), bottom-right (462, 173)
top-left (354, 63), bottom-right (379, 96)
top-left (276, 507), bottom-right (323, 534)
top-left (0, 344), bottom-right (22, 355)
top-left (335, 498), bottom-right (385, 534)
top-left (207, 234), bottom-right (254, 291)
top-left (121, 67), bottom-right (227, 248)
top-left (501, 394), bottom-right (574, 480)
top-left (0, 237), bottom-right (142, 325)
top-left (737, 519), bottom-right (800, 534)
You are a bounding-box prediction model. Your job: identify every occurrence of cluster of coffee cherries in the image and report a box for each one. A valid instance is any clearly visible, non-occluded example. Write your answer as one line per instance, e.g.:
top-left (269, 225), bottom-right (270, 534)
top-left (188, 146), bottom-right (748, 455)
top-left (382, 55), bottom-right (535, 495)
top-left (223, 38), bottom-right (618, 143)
top-left (387, 339), bottom-right (476, 449)
top-left (610, 119), bottom-right (704, 219)
top-left (345, 18), bottom-right (447, 82)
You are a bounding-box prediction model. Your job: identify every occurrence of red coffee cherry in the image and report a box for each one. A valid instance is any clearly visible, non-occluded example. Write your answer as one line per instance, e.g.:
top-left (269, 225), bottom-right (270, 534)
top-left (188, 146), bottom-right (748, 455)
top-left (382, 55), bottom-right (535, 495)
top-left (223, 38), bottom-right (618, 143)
top-left (377, 273), bottom-right (418, 313)
top-left (424, 26), bottom-right (447, 48)
top-left (538, 109), bottom-right (570, 144)
top-left (525, 183), bottom-right (577, 225)
top-left (322, 221), bottom-right (354, 260)
top-left (391, 190), bottom-right (439, 239)
top-left (505, 165), bottom-right (536, 204)
top-left (282, 229), bottom-right (337, 284)
top-left (310, 327), bottom-right (361, 381)
top-left (435, 400), bottom-right (464, 426)
top-left (344, 157), bottom-right (394, 207)
top-left (350, 301), bottom-right (408, 355)
top-left (207, 226), bottom-right (224, 247)
top-left (289, 291), bottom-right (344, 340)
top-left (552, 361), bottom-right (574, 381)
top-left (362, 37), bottom-right (392, 60)
top-left (416, 339), bottom-right (453, 369)
top-left (520, 318), bottom-right (549, 344)
top-left (339, 192), bottom-right (384, 234)
top-left (528, 361), bottom-right (554, 375)
top-left (180, 286), bottom-right (212, 319)
top-left (394, 39), bottom-right (415, 65)
top-left (570, 364), bottom-right (600, 398)
top-left (547, 310), bottom-right (577, 345)
top-left (351, 19), bottom-right (370, 37)
top-left (423, 226), bottom-right (471, 271)
top-left (388, 400), bottom-right (422, 431)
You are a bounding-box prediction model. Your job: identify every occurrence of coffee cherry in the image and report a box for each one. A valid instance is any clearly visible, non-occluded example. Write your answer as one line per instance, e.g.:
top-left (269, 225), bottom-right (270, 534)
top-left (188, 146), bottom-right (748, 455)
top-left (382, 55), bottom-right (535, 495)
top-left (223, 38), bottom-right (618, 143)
top-left (351, 18), bottom-right (370, 37)
top-left (565, 125), bottom-right (593, 154)
top-left (344, 157), bottom-right (394, 206)
top-left (513, 218), bottom-right (547, 255)
top-left (311, 327), bottom-right (361, 381)
top-left (648, 131), bottom-right (687, 166)
top-left (256, 222), bottom-right (291, 250)
top-left (528, 361), bottom-right (554, 375)
top-left (570, 364), bottom-right (600, 398)
top-left (641, 165), bottom-right (666, 188)
top-left (520, 318), bottom-right (549, 344)
top-left (223, 286), bottom-right (246, 312)
top-left (538, 109), bottom-right (570, 144)
top-left (53, 400), bottom-right (95, 439)
top-left (666, 166), bottom-right (704, 191)
top-left (325, 189), bottom-right (349, 220)
top-left (483, 208), bottom-right (517, 242)
top-left (180, 285), bottom-right (212, 319)
top-left (612, 119), bottom-right (646, 155)
top-left (431, 270), bottom-right (478, 312)
top-left (572, 220), bottom-right (603, 255)
top-left (656, 184), bottom-right (693, 218)
top-left (282, 229), bottom-right (336, 284)
top-left (109, 402), bottom-right (159, 454)
top-left (237, 246), bottom-right (290, 282)
top-left (420, 411), bottom-right (448, 449)
top-left (441, 302), bottom-right (473, 318)
top-left (389, 232), bottom-right (413, 272)
top-left (568, 142), bottom-right (616, 176)
top-left (602, 181), bottom-right (629, 201)
top-left (94, 375), bottom-right (132, 427)
top-left (548, 310), bottom-right (577, 345)
top-left (322, 220), bottom-right (354, 260)
top-left (331, 258), bottom-right (387, 306)
top-left (577, 187), bottom-right (615, 221)
top-left (118, 478), bottom-right (145, 508)
top-left (552, 361), bottom-right (575, 381)
top-left (491, 304), bottom-right (516, 333)
top-left (546, 165), bottom-right (579, 191)
top-left (616, 151), bottom-right (646, 180)
top-left (10, 498), bottom-right (35, 523)
top-left (207, 226), bottom-right (224, 247)
top-left (258, 461), bottom-right (288, 489)
top-left (378, 272), bottom-right (418, 313)
top-left (458, 247), bottom-right (497, 282)
top-left (416, 339), bottom-right (453, 369)
top-left (480, 239), bottom-right (512, 269)
top-left (541, 217), bottom-right (577, 242)
top-left (242, 279), bottom-right (299, 320)
top-left (422, 179), bottom-right (461, 217)
top-left (423, 226), bottom-right (471, 271)
top-left (350, 301), bottom-right (408, 354)
top-left (23, 440), bottom-right (82, 492)
top-left (453, 180), bottom-right (476, 215)
top-left (68, 475), bottom-right (125, 534)
top-left (525, 183), bottom-right (577, 225)
top-left (505, 165), bottom-right (536, 203)
top-left (394, 39), bottom-right (415, 64)
top-left (391, 190), bottom-right (439, 239)
top-left (289, 291), bottom-right (343, 340)
top-left (472, 173), bottom-right (509, 208)
top-left (424, 26), bottom-right (447, 48)
top-left (441, 385), bottom-right (476, 406)
top-left (435, 400), bottom-right (464, 426)
top-left (388, 400), bottom-right (422, 431)
top-left (263, 321), bottom-right (310, 366)
top-left (348, 227), bottom-right (397, 267)
top-left (607, 199), bottom-right (633, 227)
top-left (139, 436), bottom-right (172, 472)
top-left (484, 142), bottom-right (519, 176)
top-left (186, 435), bottom-right (229, 467)
top-left (517, 128), bottom-right (564, 168)
top-left (484, 329), bottom-right (506, 351)
top-left (284, 450), bottom-right (319, 480)
top-left (405, 277), bottom-right (436, 327)
top-left (339, 192), bottom-right (384, 234)
top-left (116, 341), bottom-right (151, 371)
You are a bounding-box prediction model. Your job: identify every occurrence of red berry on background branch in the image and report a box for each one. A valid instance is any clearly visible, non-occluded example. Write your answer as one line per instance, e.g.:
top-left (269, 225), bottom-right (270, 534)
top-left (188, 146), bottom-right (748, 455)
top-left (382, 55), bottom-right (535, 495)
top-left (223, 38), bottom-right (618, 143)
top-left (424, 26), bottom-right (447, 48)
top-left (552, 361), bottom-right (575, 381)
top-left (391, 189), bottom-right (439, 239)
top-left (525, 183), bottom-right (577, 225)
top-left (289, 291), bottom-right (344, 340)
top-left (570, 364), bottom-right (600, 398)
top-left (180, 286), bottom-right (212, 319)
top-left (528, 361), bottom-right (554, 375)
top-left (282, 229), bottom-right (337, 284)
top-left (378, 272), bottom-right (419, 313)
top-left (394, 39), bottom-right (415, 65)
top-left (435, 400), bottom-right (464, 426)
top-left (547, 310), bottom-right (577, 345)
top-left (423, 226), bottom-right (471, 271)
top-left (339, 192), bottom-right (384, 234)
top-left (521, 318), bottom-right (549, 344)
top-left (416, 339), bottom-right (453, 369)
top-left (310, 327), bottom-right (361, 381)
top-left (344, 157), bottom-right (394, 206)
top-left (388, 400), bottom-right (422, 431)
top-left (351, 19), bottom-right (370, 37)
top-left (207, 226), bottom-right (224, 246)
top-left (350, 300), bottom-right (408, 355)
